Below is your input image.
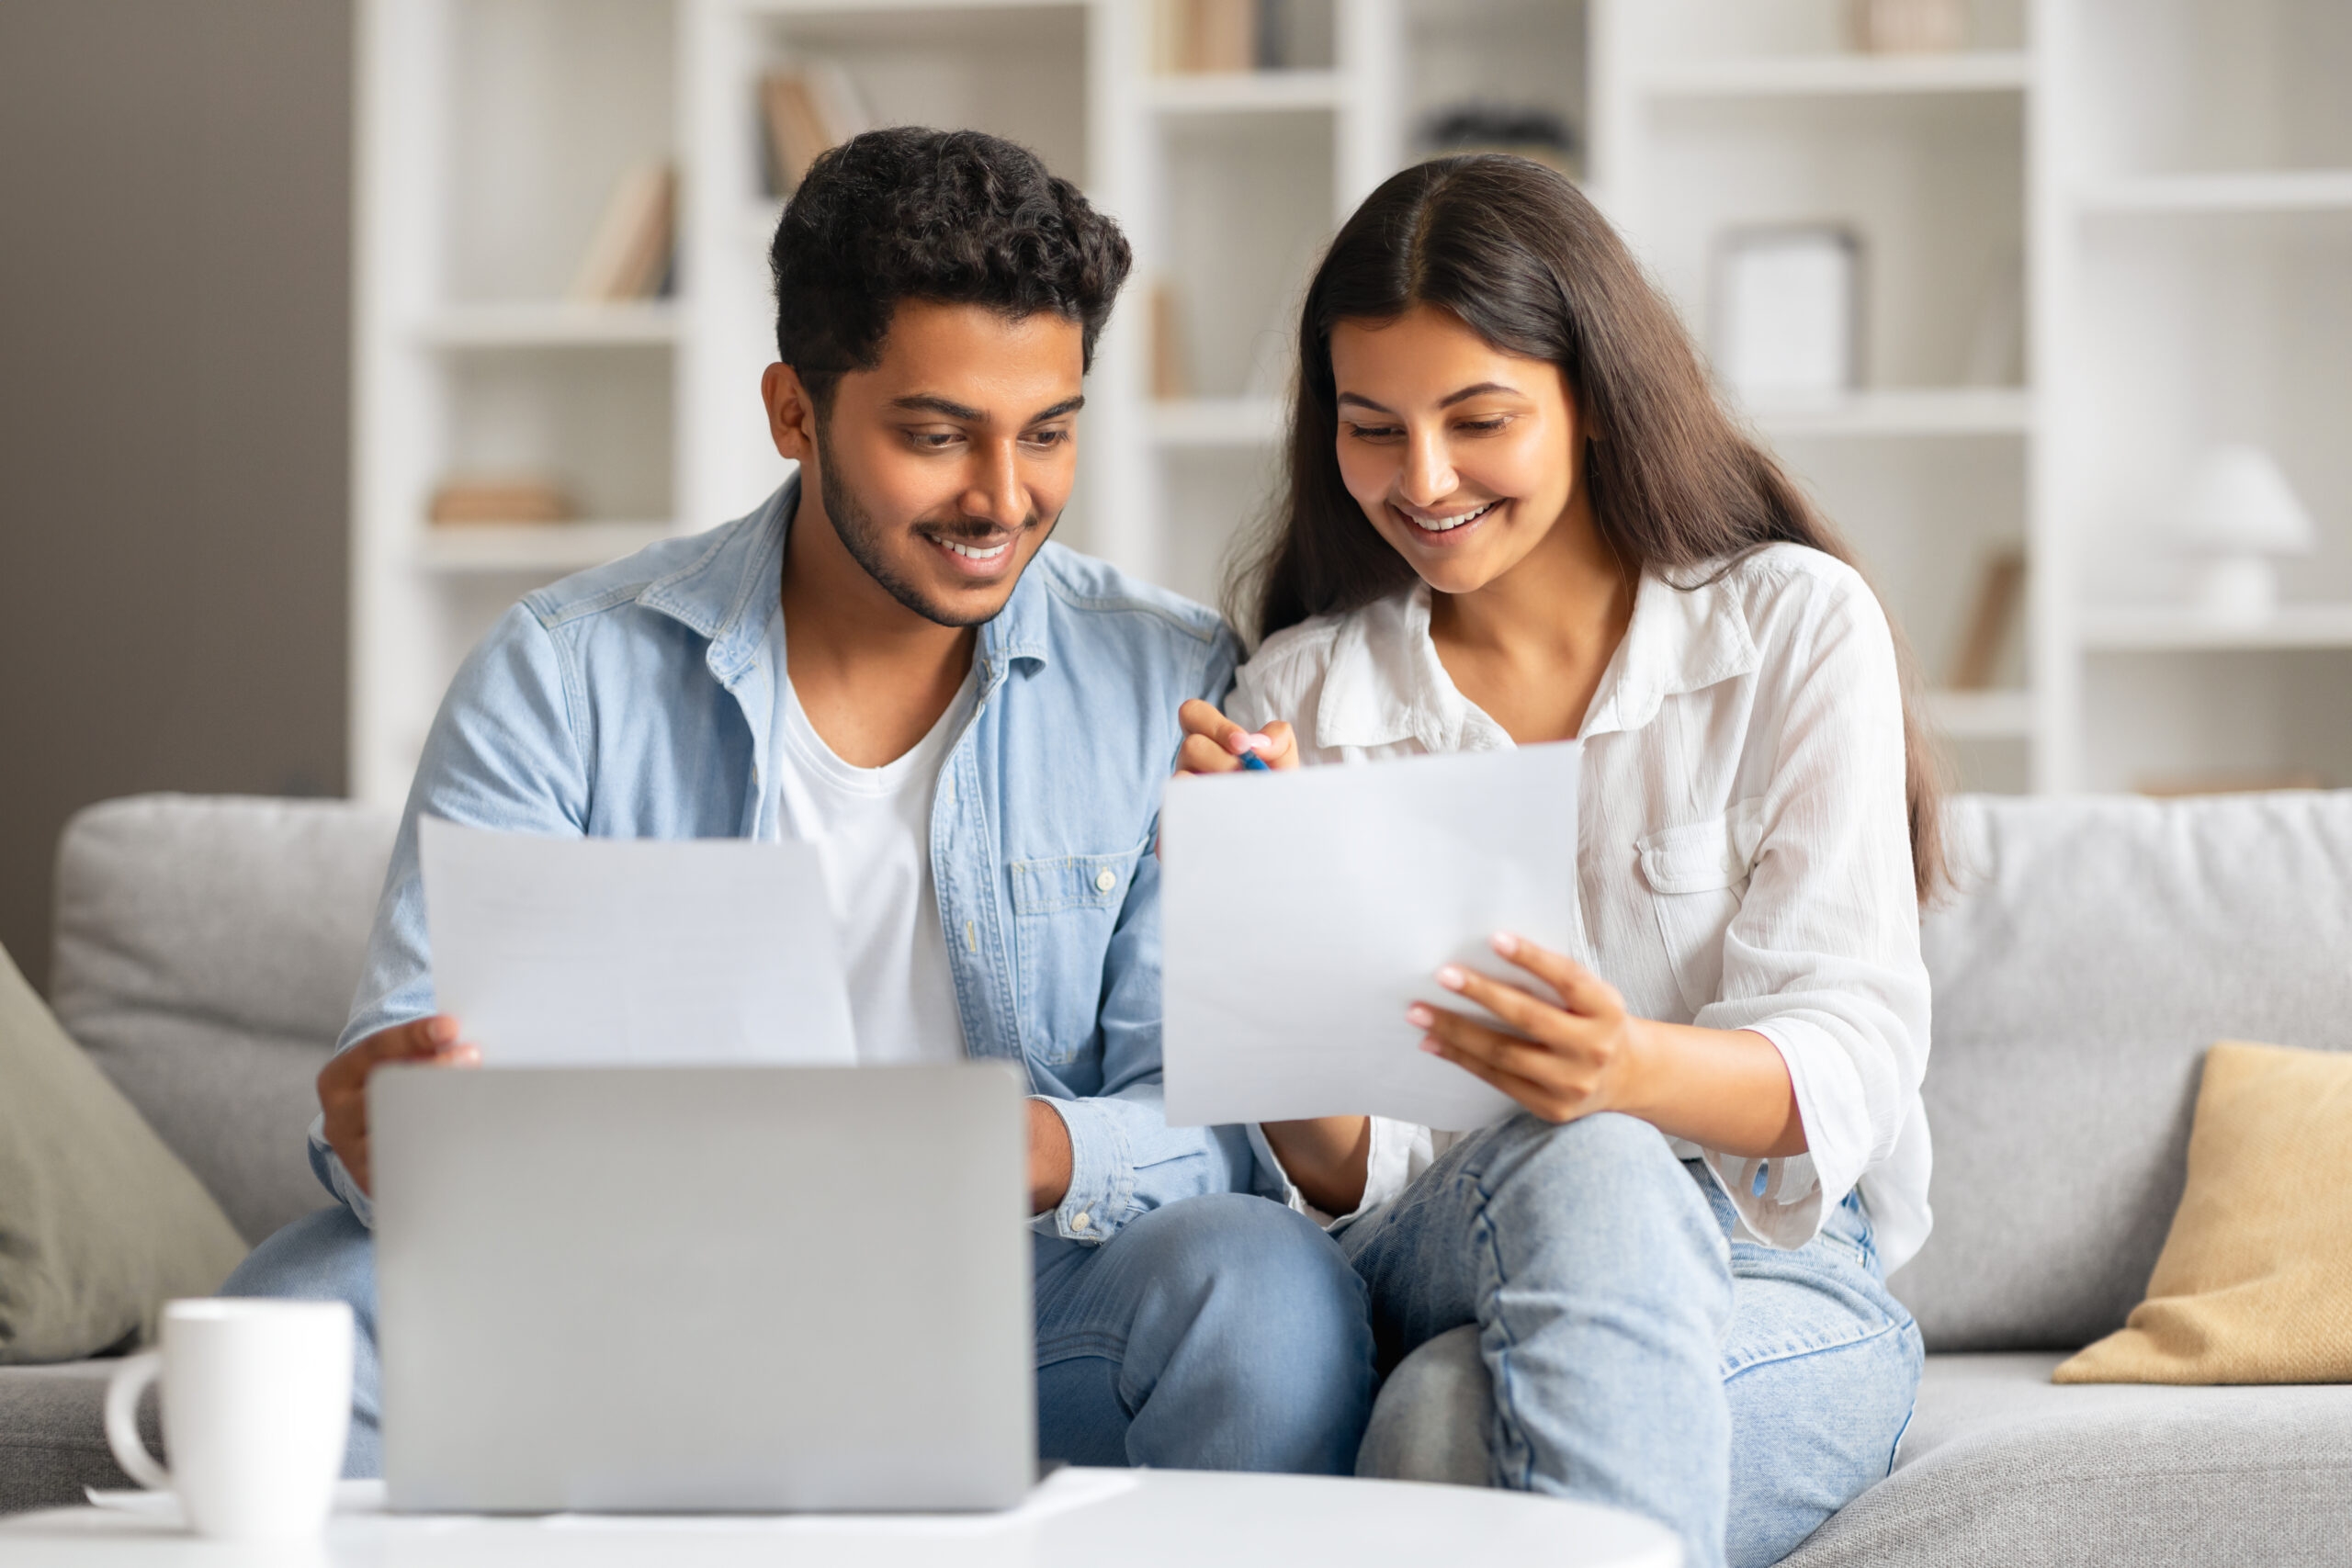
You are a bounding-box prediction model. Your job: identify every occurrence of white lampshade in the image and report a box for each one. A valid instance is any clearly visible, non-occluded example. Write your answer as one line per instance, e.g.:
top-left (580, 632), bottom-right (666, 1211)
top-left (2173, 446), bottom-right (2317, 557)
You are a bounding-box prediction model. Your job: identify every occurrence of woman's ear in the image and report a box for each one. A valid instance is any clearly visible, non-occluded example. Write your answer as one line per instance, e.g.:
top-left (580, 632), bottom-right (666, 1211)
top-left (761, 362), bottom-right (819, 464)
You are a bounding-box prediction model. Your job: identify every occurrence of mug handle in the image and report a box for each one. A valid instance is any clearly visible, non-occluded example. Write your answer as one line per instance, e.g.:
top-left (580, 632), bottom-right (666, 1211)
top-left (104, 1351), bottom-right (173, 1492)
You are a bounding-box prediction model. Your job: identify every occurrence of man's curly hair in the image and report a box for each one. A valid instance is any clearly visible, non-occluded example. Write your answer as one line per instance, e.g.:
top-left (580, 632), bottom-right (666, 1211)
top-left (772, 127), bottom-right (1133, 411)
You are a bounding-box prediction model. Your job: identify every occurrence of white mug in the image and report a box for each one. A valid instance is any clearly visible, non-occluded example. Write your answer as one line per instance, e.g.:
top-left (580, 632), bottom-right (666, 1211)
top-left (104, 1298), bottom-right (354, 1540)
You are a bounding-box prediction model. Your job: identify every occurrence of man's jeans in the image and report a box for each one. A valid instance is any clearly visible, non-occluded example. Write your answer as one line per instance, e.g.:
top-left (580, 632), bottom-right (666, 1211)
top-left (1340, 1112), bottom-right (1923, 1568)
top-left (225, 1191), bottom-right (1375, 1478)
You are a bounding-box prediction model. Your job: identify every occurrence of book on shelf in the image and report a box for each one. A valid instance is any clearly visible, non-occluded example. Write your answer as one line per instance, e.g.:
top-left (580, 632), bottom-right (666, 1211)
top-left (428, 477), bottom-right (575, 527)
top-left (567, 160), bottom-right (674, 303)
top-left (760, 62), bottom-right (873, 196)
top-left (1947, 545), bottom-right (2027, 691)
top-left (1156, 0), bottom-right (1322, 74)
top-left (1150, 281), bottom-right (1193, 401)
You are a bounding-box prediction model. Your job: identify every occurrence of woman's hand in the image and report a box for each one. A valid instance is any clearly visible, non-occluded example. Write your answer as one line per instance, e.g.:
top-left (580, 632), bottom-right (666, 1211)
top-left (1410, 932), bottom-right (1806, 1158)
top-left (1409, 932), bottom-right (1646, 1123)
top-left (1176, 699), bottom-right (1297, 774)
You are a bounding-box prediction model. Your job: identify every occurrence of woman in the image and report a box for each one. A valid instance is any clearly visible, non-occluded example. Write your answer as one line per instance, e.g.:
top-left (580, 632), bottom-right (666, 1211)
top-left (1178, 155), bottom-right (1936, 1568)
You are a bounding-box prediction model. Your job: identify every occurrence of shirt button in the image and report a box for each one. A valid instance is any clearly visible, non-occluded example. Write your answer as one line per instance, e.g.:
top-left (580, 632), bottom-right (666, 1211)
top-left (1069, 1212), bottom-right (1091, 1231)
top-left (1093, 868), bottom-right (1117, 893)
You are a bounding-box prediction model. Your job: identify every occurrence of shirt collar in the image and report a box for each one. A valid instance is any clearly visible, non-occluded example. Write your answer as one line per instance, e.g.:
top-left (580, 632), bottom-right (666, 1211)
top-left (634, 469), bottom-right (1056, 692)
top-left (1315, 563), bottom-right (1760, 749)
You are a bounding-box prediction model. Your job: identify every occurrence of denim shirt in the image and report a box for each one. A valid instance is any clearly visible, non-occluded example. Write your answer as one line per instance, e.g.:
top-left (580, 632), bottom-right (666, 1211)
top-left (310, 478), bottom-right (1253, 1242)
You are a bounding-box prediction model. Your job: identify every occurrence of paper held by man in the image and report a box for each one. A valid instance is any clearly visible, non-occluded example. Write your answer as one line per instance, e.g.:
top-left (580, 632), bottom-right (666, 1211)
top-left (1159, 742), bottom-right (1581, 1133)
top-left (418, 817), bottom-right (857, 1067)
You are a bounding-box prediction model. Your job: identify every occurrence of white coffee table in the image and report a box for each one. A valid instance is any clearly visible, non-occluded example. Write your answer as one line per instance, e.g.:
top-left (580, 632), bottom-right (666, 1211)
top-left (1, 1469), bottom-right (1679, 1566)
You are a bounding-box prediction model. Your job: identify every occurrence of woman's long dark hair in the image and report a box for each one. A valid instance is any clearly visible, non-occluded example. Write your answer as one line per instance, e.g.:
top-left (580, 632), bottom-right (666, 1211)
top-left (1229, 154), bottom-right (1946, 899)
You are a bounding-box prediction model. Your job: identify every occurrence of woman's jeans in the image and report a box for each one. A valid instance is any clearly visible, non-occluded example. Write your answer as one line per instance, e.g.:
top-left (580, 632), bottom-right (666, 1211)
top-left (1339, 1111), bottom-right (1922, 1568)
top-left (224, 1190), bottom-right (1376, 1480)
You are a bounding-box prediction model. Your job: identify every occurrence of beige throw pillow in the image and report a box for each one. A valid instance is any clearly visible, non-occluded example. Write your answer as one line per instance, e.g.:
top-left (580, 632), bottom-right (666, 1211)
top-left (0, 941), bottom-right (249, 1362)
top-left (2055, 1040), bottom-right (2352, 1385)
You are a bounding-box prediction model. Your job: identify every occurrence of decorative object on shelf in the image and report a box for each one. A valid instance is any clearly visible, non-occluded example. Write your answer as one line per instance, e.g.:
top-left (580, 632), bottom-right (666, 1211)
top-left (1849, 0), bottom-right (1968, 54)
top-left (2172, 445), bottom-right (2316, 622)
top-left (1419, 105), bottom-right (1580, 178)
top-left (1156, 0), bottom-right (1327, 74)
top-left (1712, 225), bottom-right (1864, 400)
top-left (759, 63), bottom-right (872, 197)
top-left (567, 160), bottom-right (674, 303)
top-left (1948, 544), bottom-right (2027, 690)
top-left (428, 477), bottom-right (575, 527)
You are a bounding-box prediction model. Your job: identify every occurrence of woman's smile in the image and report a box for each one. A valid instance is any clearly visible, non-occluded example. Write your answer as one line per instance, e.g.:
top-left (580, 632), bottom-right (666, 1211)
top-left (1391, 496), bottom-right (1505, 542)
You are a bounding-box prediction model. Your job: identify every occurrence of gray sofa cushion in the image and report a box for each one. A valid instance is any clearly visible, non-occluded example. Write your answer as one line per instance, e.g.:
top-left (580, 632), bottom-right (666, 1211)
top-left (0, 1361), bottom-right (161, 1515)
top-left (1899, 792), bottom-right (2352, 1351)
top-left (48, 795), bottom-right (398, 1244)
top-left (1781, 1353), bottom-right (2352, 1568)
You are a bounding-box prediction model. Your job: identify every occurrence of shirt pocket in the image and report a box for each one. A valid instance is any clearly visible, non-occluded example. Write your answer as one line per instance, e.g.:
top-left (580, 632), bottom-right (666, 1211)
top-left (1635, 798), bottom-right (1764, 1018)
top-left (1008, 846), bottom-right (1144, 1065)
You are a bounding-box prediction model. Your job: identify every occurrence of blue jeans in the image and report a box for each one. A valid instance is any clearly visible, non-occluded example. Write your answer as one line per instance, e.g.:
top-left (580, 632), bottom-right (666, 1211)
top-left (1338, 1112), bottom-right (1922, 1568)
top-left (224, 1190), bottom-right (1374, 1479)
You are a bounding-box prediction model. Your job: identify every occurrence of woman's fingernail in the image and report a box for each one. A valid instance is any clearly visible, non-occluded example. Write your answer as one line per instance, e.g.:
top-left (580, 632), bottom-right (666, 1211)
top-left (1405, 1003), bottom-right (1434, 1027)
top-left (1435, 965), bottom-right (1466, 990)
top-left (1419, 1039), bottom-right (1443, 1055)
top-left (427, 1017), bottom-right (458, 1043)
top-left (1490, 931), bottom-right (1521, 956)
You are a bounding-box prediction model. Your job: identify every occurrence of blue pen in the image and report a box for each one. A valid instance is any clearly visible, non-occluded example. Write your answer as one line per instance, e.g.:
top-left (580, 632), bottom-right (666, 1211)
top-left (1238, 750), bottom-right (1271, 772)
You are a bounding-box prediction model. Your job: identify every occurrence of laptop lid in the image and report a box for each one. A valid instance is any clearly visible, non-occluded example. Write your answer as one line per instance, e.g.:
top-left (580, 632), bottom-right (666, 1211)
top-left (370, 1062), bottom-right (1034, 1513)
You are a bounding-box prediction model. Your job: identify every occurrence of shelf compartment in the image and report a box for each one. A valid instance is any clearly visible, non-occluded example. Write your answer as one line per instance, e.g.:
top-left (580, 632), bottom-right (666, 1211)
top-left (415, 302), bottom-right (681, 349)
top-left (1149, 70), bottom-right (1346, 114)
top-left (2079, 170), bottom-right (2352, 218)
top-left (415, 521), bottom-right (674, 574)
top-left (1746, 388), bottom-right (2031, 438)
top-left (1642, 51), bottom-right (2030, 100)
top-left (1151, 397), bottom-right (1287, 447)
top-left (2078, 605), bottom-right (2352, 652)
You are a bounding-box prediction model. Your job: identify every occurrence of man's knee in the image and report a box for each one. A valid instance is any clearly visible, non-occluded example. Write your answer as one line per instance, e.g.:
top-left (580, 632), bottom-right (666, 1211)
top-left (221, 1203), bottom-right (377, 1316)
top-left (1124, 1193), bottom-right (1366, 1327)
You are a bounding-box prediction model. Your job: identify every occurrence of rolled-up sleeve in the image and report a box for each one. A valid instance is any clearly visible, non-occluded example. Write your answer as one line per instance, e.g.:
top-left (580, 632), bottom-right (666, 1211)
top-left (1695, 579), bottom-right (1929, 1248)
top-left (310, 603), bottom-right (592, 1224)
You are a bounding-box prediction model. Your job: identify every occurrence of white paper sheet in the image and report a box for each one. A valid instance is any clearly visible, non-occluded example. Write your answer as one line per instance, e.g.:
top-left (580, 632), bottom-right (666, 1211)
top-left (418, 817), bottom-right (856, 1067)
top-left (1159, 742), bottom-right (1580, 1131)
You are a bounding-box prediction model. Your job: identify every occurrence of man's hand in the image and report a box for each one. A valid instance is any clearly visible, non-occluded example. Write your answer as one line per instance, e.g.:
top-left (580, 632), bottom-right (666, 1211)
top-left (1028, 1099), bottom-right (1073, 1216)
top-left (318, 1015), bottom-right (481, 1197)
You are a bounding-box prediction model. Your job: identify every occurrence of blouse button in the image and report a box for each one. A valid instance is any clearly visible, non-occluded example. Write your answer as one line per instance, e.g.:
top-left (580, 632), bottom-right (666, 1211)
top-left (1094, 868), bottom-right (1117, 893)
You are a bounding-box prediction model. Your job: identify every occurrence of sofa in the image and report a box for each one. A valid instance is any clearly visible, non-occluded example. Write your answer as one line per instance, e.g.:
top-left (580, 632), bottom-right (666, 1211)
top-left (5, 790), bottom-right (2348, 1564)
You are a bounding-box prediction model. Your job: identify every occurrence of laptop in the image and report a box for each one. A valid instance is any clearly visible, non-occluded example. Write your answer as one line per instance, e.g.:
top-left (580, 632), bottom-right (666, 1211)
top-left (368, 1061), bottom-right (1035, 1513)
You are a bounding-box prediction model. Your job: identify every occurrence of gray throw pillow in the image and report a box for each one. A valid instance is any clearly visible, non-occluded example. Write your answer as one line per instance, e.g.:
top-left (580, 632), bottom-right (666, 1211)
top-left (0, 941), bottom-right (249, 1362)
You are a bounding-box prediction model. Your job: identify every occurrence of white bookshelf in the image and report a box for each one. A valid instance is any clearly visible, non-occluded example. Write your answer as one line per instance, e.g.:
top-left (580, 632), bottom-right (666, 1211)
top-left (1591, 0), bottom-right (2352, 795)
top-left (355, 0), bottom-right (2350, 805)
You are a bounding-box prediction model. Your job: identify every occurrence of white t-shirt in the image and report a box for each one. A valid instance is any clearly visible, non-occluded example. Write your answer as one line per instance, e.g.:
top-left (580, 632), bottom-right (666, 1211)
top-left (775, 667), bottom-right (977, 1066)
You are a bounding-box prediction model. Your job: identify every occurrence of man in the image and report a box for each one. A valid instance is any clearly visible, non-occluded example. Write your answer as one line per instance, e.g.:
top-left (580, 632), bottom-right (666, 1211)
top-left (227, 128), bottom-right (1374, 1476)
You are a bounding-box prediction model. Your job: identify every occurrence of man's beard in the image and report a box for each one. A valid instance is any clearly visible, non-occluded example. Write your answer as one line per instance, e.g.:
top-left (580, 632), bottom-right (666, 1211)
top-left (815, 423), bottom-right (1051, 629)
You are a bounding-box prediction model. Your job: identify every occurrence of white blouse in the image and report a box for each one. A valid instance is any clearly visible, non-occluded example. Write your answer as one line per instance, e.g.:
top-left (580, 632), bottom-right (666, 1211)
top-left (1227, 543), bottom-right (1934, 1273)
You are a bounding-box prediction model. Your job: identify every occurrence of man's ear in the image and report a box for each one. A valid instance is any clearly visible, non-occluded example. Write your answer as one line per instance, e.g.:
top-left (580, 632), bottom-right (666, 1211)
top-left (762, 362), bottom-right (819, 464)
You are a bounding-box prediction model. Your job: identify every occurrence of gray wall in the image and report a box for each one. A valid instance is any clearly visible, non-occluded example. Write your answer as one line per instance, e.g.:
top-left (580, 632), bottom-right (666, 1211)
top-left (0, 1), bottom-right (353, 994)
